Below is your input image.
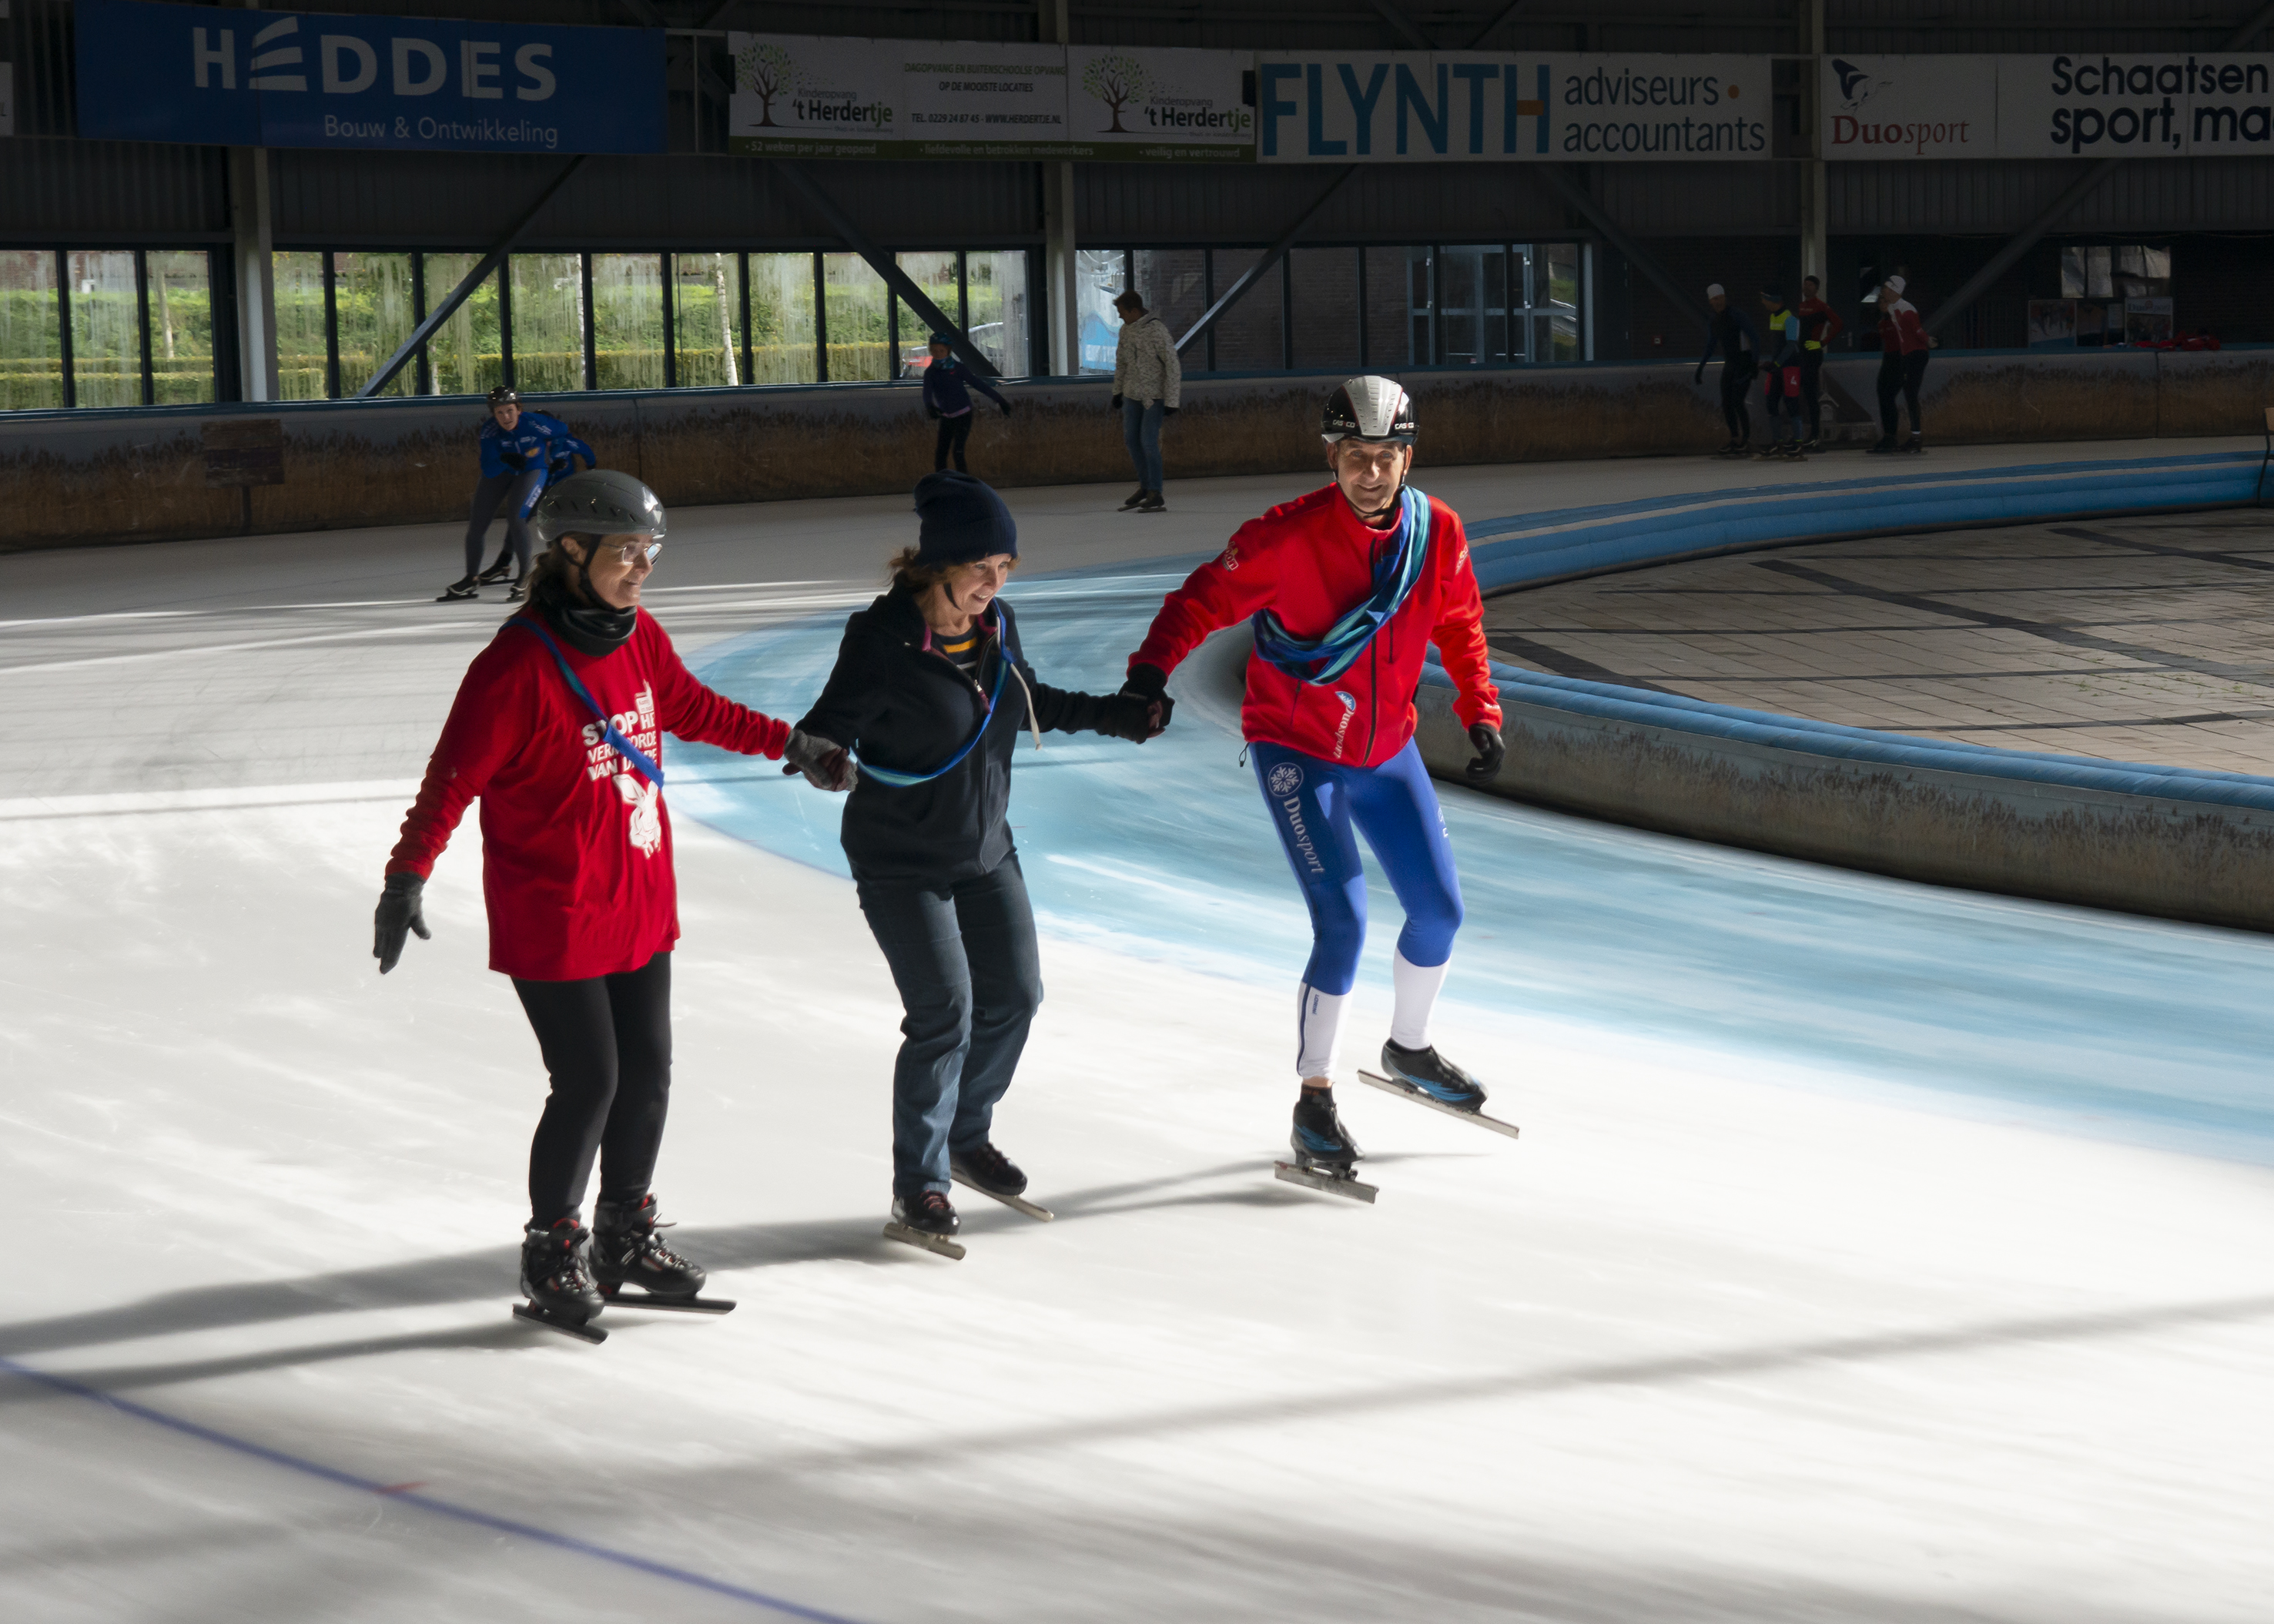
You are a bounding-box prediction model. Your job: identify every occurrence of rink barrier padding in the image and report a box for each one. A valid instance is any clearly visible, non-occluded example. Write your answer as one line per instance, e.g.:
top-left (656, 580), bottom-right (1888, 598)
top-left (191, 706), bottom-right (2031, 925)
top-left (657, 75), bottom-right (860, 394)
top-left (1393, 450), bottom-right (2274, 929)
top-left (2, 345), bottom-right (2269, 550)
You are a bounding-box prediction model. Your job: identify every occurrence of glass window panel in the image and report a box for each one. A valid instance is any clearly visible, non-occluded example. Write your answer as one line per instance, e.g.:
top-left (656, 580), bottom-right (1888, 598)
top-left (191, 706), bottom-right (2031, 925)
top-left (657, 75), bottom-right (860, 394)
top-left (510, 253), bottom-right (586, 393)
top-left (1405, 248), bottom-right (1434, 365)
top-left (2085, 246), bottom-right (2113, 300)
top-left (893, 251), bottom-right (958, 379)
top-left (0, 250), bottom-right (64, 410)
top-left (333, 253), bottom-right (415, 398)
top-left (420, 253), bottom-right (502, 397)
top-left (2060, 246), bottom-right (2086, 300)
top-left (2142, 246), bottom-right (2172, 281)
top-left (1286, 246), bottom-right (1362, 373)
top-left (591, 253), bottom-right (664, 391)
top-left (67, 250), bottom-right (140, 408)
top-left (1074, 246), bottom-right (1127, 374)
top-left (822, 253), bottom-right (889, 383)
top-left (1207, 247), bottom-right (1284, 372)
top-left (146, 251), bottom-right (216, 404)
top-left (964, 249), bottom-right (1030, 377)
top-left (748, 253), bottom-right (817, 384)
top-left (1361, 246), bottom-right (1409, 370)
top-left (1130, 249), bottom-right (1203, 368)
top-left (1544, 244), bottom-right (1580, 362)
top-left (273, 251), bottom-right (329, 400)
top-left (672, 253), bottom-right (743, 389)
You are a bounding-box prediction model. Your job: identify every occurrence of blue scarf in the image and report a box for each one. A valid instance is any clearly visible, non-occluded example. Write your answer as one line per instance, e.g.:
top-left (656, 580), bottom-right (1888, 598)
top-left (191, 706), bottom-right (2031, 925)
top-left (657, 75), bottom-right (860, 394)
top-left (1250, 485), bottom-right (1432, 685)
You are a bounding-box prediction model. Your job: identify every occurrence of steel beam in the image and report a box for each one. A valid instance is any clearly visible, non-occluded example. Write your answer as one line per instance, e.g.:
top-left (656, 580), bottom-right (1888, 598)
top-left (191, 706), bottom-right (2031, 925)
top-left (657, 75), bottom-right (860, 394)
top-left (1464, 0), bottom-right (1534, 48)
top-left (355, 156), bottom-right (588, 398)
top-left (1535, 163), bottom-right (1711, 340)
top-left (772, 159), bottom-right (1003, 377)
top-left (1174, 166), bottom-right (1358, 355)
top-left (1366, 0), bottom-right (1433, 49)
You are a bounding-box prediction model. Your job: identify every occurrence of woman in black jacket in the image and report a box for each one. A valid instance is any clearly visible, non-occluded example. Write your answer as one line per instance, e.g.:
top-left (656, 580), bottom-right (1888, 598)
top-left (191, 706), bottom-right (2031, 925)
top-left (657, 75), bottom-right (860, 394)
top-left (797, 472), bottom-right (1160, 1251)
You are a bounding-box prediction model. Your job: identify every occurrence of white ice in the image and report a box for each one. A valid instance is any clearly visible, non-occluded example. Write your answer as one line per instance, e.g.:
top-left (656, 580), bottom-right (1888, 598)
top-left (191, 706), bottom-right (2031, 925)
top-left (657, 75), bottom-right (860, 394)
top-left (2, 461), bottom-right (2271, 1623)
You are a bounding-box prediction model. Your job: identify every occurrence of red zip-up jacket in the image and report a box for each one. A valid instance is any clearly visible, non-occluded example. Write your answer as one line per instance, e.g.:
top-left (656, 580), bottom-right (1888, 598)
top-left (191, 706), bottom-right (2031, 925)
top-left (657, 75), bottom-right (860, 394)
top-left (1878, 299), bottom-right (1929, 356)
top-left (1797, 296), bottom-right (1844, 350)
top-left (1129, 484), bottom-right (1502, 768)
top-left (387, 604), bottom-right (792, 981)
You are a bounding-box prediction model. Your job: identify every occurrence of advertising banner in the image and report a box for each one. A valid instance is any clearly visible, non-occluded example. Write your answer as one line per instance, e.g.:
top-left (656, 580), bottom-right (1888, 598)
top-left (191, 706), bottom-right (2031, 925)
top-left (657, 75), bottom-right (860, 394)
top-left (74, 0), bottom-right (664, 152)
top-left (1820, 55), bottom-right (1995, 160)
top-left (1253, 53), bottom-right (1770, 162)
top-left (1998, 54), bottom-right (2274, 158)
top-left (728, 36), bottom-right (1251, 161)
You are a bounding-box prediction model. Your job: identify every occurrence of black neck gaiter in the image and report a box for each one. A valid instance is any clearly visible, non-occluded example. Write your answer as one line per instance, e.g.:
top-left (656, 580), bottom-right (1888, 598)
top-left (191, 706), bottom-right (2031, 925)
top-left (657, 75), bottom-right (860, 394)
top-left (534, 570), bottom-right (636, 656)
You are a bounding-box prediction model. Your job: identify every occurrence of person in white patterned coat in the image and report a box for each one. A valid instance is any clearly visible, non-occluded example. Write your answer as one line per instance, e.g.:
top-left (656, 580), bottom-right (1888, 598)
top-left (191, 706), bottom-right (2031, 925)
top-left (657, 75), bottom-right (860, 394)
top-left (1110, 290), bottom-right (1181, 514)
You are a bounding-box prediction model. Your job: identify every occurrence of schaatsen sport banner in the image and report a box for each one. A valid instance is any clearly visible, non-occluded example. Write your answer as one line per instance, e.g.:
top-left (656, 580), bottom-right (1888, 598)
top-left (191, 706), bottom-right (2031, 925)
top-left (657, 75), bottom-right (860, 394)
top-left (1823, 53), bottom-right (2274, 159)
top-left (1253, 53), bottom-right (1770, 162)
top-left (75, 0), bottom-right (665, 152)
top-left (727, 35), bottom-right (1252, 162)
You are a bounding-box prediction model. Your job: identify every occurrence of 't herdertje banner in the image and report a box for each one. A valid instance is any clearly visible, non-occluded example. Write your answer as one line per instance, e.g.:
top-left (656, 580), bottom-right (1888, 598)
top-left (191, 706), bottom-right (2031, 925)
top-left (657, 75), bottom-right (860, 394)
top-left (1822, 53), bottom-right (2274, 159)
top-left (75, 0), bottom-right (665, 152)
top-left (1252, 54), bottom-right (1771, 161)
top-left (727, 35), bottom-right (1252, 161)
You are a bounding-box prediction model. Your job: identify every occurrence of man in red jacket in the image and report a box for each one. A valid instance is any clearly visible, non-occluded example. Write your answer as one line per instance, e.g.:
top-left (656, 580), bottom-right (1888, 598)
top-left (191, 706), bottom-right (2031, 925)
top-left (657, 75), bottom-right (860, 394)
top-left (1120, 377), bottom-right (1505, 1178)
top-left (1869, 273), bottom-right (1932, 454)
top-left (373, 469), bottom-right (853, 1338)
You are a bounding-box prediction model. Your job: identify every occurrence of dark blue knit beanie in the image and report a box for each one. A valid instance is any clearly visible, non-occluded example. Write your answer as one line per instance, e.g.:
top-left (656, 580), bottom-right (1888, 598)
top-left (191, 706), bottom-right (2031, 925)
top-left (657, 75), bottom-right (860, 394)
top-left (913, 471), bottom-right (1018, 565)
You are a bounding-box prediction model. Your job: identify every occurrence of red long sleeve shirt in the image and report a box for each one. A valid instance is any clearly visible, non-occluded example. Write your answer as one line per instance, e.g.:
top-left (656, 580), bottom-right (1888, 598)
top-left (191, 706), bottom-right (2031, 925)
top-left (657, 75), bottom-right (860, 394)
top-left (1130, 484), bottom-right (1502, 768)
top-left (1878, 299), bottom-right (1929, 356)
top-left (1797, 296), bottom-right (1844, 350)
top-left (387, 605), bottom-right (791, 981)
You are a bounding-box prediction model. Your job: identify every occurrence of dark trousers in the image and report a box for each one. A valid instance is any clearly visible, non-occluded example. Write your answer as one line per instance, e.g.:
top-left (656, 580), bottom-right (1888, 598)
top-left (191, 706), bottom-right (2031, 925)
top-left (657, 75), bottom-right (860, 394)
top-left (1877, 349), bottom-right (1930, 437)
top-left (514, 951), bottom-right (672, 1227)
top-left (1121, 397), bottom-right (1165, 489)
top-left (1718, 362), bottom-right (1753, 441)
top-left (464, 468), bottom-right (544, 578)
top-left (1800, 350), bottom-right (1825, 440)
top-left (934, 412), bottom-right (974, 472)
top-left (856, 855), bottom-right (1043, 1197)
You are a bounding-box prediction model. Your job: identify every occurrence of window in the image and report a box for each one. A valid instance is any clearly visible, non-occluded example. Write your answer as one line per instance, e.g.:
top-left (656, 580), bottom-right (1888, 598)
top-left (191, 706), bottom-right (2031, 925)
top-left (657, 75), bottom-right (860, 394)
top-left (591, 254), bottom-right (664, 391)
top-left (67, 250), bottom-right (141, 410)
top-left (673, 253), bottom-right (743, 388)
top-left (749, 253), bottom-right (818, 384)
top-left (1, 250), bottom-right (62, 410)
top-left (273, 252), bottom-right (330, 401)
top-left (333, 253), bottom-right (416, 398)
top-left (893, 252), bottom-right (958, 378)
top-left (510, 253), bottom-right (586, 393)
top-left (823, 253), bottom-right (889, 383)
top-left (1406, 244), bottom-right (1582, 366)
top-left (964, 250), bottom-right (1030, 377)
top-left (422, 253), bottom-right (502, 397)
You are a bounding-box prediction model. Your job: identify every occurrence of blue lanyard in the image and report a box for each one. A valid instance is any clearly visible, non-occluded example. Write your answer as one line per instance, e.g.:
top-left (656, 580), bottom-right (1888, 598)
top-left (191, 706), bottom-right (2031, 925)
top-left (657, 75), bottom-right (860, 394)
top-left (856, 614), bottom-right (1013, 789)
top-left (507, 618), bottom-right (665, 787)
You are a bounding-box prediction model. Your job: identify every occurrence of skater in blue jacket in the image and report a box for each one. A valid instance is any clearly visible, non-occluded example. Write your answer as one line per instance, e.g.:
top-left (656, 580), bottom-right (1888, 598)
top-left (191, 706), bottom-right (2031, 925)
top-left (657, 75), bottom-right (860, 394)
top-left (919, 334), bottom-right (1011, 474)
top-left (441, 387), bottom-right (595, 603)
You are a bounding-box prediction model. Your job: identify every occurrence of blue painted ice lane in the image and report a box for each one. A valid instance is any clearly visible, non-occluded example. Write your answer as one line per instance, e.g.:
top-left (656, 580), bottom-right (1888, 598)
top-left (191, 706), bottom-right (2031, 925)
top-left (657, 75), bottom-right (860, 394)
top-left (674, 572), bottom-right (2274, 1166)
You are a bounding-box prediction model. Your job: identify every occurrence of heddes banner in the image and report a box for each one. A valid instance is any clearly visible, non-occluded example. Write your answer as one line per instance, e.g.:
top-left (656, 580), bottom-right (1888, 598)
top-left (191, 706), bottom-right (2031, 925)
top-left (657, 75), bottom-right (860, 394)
top-left (74, 0), bottom-right (664, 152)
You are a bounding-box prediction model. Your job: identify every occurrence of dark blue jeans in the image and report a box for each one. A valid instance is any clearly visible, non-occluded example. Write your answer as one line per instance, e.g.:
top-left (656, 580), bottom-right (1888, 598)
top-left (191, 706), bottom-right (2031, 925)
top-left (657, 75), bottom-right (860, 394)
top-left (1121, 397), bottom-right (1164, 489)
top-left (856, 854), bottom-right (1043, 1197)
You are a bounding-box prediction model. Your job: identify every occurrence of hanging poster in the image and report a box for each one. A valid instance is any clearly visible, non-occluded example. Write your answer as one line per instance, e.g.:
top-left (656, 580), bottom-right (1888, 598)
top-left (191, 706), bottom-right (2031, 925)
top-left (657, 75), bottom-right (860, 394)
top-left (900, 42), bottom-right (1067, 158)
top-left (1065, 46), bottom-right (1254, 160)
top-left (1820, 55), bottom-right (1995, 159)
top-left (1997, 55), bottom-right (2274, 158)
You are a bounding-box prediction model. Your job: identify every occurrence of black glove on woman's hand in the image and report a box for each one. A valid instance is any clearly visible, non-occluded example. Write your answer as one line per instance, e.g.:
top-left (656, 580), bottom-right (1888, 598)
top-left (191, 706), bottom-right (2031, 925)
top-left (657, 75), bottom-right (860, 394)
top-left (782, 728), bottom-right (856, 792)
top-left (1465, 722), bottom-right (1506, 784)
top-left (1163, 405), bottom-right (1179, 417)
top-left (373, 872), bottom-right (429, 974)
top-left (1095, 693), bottom-right (1158, 743)
top-left (1110, 393), bottom-right (1124, 410)
top-left (1119, 663), bottom-right (1174, 738)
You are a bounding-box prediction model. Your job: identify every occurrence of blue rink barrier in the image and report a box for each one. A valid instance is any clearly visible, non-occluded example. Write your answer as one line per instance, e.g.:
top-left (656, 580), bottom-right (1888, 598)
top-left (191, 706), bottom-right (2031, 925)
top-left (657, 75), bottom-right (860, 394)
top-left (1418, 450), bottom-right (2274, 929)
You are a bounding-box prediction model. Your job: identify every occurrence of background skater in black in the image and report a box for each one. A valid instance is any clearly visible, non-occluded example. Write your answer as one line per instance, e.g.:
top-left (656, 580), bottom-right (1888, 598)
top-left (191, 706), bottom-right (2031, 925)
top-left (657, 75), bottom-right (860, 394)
top-left (795, 473), bottom-right (1159, 1256)
top-left (1695, 284), bottom-right (1760, 457)
top-left (920, 333), bottom-right (1012, 473)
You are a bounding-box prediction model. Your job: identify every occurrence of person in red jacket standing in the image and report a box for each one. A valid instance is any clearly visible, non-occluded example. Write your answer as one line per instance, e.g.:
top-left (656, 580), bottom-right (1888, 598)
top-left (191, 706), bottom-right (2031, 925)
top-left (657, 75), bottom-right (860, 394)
top-left (1869, 274), bottom-right (1931, 454)
top-left (1119, 377), bottom-right (1505, 1182)
top-left (373, 469), bottom-right (855, 1339)
top-left (1795, 275), bottom-right (1844, 453)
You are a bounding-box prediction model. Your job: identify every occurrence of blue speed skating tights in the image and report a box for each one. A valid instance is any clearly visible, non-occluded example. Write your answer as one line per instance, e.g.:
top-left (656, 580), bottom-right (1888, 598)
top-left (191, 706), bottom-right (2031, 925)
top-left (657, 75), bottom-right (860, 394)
top-left (1249, 738), bottom-right (1464, 1082)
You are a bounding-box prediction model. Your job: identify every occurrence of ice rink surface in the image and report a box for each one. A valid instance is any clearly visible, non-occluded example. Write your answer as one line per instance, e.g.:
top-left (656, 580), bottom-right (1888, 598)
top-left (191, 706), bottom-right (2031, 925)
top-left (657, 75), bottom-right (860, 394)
top-left (4, 459), bottom-right (2272, 1622)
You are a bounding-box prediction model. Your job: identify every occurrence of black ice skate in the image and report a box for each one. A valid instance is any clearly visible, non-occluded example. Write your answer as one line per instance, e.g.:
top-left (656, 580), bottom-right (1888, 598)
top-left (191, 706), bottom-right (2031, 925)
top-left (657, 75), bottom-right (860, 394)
top-left (514, 1218), bottom-right (608, 1343)
top-left (1713, 440), bottom-right (1748, 459)
top-left (884, 1190), bottom-right (966, 1260)
top-left (476, 552), bottom-right (517, 584)
top-left (506, 570), bottom-right (532, 603)
top-left (591, 1194), bottom-right (735, 1316)
top-left (1359, 1042), bottom-right (1522, 1140)
top-left (436, 576), bottom-right (481, 602)
top-left (1274, 1087), bottom-right (1378, 1204)
top-left (950, 1143), bottom-right (1053, 1221)
top-left (1118, 486), bottom-right (1148, 511)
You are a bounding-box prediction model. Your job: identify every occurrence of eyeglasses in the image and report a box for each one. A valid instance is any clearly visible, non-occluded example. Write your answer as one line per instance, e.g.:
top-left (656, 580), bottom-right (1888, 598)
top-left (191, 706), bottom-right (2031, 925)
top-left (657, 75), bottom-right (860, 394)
top-left (608, 541), bottom-right (663, 565)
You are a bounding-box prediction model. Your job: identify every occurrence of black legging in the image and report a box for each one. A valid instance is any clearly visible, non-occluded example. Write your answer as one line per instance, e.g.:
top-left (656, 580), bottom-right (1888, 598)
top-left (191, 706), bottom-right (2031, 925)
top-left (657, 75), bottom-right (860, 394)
top-left (514, 950), bottom-right (672, 1227)
top-left (464, 467), bottom-right (544, 579)
top-left (1718, 360), bottom-right (1754, 442)
top-left (1877, 349), bottom-right (1930, 438)
top-left (934, 413), bottom-right (973, 472)
top-left (1800, 350), bottom-right (1825, 442)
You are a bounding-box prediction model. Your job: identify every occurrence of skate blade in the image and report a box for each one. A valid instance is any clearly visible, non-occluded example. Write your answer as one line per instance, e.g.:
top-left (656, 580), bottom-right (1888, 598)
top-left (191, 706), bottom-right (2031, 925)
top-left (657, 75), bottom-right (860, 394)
top-left (1358, 1069), bottom-right (1522, 1140)
top-left (512, 1303), bottom-right (608, 1344)
top-left (1273, 1160), bottom-right (1378, 1204)
top-left (951, 1172), bottom-right (1054, 1221)
top-left (882, 1222), bottom-right (966, 1261)
top-left (601, 1291), bottom-right (736, 1314)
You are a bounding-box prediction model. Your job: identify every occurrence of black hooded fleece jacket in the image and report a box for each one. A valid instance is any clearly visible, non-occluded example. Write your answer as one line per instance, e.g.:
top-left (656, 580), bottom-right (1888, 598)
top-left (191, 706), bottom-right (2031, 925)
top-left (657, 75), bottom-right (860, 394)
top-left (795, 586), bottom-right (1127, 886)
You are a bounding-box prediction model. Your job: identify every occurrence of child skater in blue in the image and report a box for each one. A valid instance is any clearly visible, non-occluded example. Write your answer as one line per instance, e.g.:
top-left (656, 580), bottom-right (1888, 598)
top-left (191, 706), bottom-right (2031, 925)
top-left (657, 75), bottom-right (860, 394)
top-left (919, 334), bottom-right (1012, 474)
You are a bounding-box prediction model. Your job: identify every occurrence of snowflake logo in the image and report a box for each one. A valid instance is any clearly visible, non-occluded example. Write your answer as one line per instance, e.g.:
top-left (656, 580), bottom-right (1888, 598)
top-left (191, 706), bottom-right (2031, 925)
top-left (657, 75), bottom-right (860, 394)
top-left (1266, 762), bottom-right (1304, 797)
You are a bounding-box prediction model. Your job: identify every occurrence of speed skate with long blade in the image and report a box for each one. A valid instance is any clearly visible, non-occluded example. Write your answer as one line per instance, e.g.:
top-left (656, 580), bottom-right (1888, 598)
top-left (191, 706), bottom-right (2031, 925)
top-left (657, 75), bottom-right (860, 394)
top-left (951, 1171), bottom-right (1054, 1221)
top-left (1357, 1068), bottom-right (1522, 1139)
top-left (1272, 1160), bottom-right (1378, 1204)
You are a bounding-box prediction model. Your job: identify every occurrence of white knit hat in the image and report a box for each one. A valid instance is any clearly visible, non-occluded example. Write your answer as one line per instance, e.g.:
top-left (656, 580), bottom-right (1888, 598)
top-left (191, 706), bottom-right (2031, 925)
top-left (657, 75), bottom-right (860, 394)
top-left (1706, 283), bottom-right (1725, 297)
top-left (1884, 274), bottom-right (1906, 295)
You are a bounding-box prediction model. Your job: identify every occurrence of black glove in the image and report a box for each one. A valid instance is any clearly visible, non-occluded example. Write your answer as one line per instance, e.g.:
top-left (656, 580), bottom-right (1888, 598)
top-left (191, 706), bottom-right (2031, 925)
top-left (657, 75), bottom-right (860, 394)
top-left (1692, 368), bottom-right (1705, 386)
top-left (1094, 693), bottom-right (1158, 743)
top-left (1000, 400), bottom-right (1013, 416)
top-left (926, 407), bottom-right (940, 420)
top-left (1465, 723), bottom-right (1505, 784)
top-left (1163, 405), bottom-right (1179, 417)
top-left (501, 449), bottom-right (529, 471)
top-left (1110, 393), bottom-right (1124, 410)
top-left (781, 728), bottom-right (856, 792)
top-left (1119, 662), bottom-right (1174, 738)
top-left (373, 872), bottom-right (430, 974)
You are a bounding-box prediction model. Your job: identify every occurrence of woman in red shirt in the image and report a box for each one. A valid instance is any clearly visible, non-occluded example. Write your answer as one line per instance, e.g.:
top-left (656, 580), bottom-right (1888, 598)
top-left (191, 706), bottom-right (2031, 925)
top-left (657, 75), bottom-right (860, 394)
top-left (373, 470), bottom-right (853, 1339)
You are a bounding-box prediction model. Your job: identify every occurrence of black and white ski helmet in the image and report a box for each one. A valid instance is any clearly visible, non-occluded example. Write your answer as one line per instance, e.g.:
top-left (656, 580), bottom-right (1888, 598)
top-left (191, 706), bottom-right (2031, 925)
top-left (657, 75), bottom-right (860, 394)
top-left (532, 468), bottom-right (667, 547)
top-left (1321, 375), bottom-right (1416, 446)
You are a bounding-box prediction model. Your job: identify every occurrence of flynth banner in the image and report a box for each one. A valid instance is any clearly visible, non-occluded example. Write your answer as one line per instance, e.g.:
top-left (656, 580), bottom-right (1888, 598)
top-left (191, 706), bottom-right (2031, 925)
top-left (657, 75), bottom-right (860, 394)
top-left (74, 0), bottom-right (665, 153)
top-left (1251, 53), bottom-right (1771, 162)
top-left (727, 35), bottom-right (1252, 161)
top-left (1822, 52), bottom-right (2274, 159)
